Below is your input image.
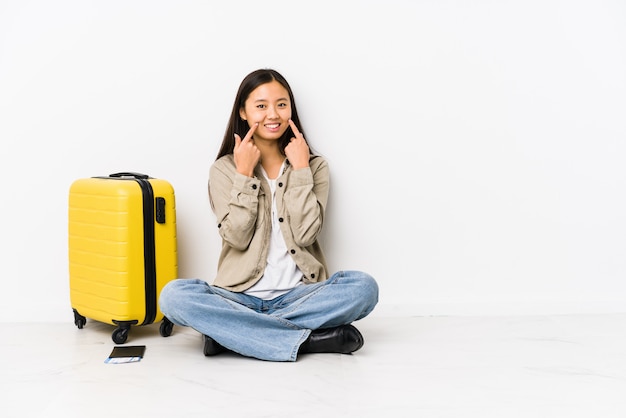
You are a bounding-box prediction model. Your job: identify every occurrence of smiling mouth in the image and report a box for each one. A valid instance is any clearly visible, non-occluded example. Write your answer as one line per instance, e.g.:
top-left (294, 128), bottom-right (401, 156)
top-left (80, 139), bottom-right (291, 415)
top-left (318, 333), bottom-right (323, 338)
top-left (265, 123), bottom-right (280, 129)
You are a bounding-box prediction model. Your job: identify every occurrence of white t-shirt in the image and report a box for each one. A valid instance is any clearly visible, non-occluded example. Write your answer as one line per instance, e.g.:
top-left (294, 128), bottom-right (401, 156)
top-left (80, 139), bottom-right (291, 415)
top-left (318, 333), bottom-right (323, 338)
top-left (244, 162), bottom-right (303, 300)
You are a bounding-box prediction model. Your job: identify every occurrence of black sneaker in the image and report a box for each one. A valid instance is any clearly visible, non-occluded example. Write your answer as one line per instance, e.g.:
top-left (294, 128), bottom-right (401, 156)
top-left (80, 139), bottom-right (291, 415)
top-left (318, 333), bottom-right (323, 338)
top-left (299, 324), bottom-right (364, 354)
top-left (203, 335), bottom-right (227, 356)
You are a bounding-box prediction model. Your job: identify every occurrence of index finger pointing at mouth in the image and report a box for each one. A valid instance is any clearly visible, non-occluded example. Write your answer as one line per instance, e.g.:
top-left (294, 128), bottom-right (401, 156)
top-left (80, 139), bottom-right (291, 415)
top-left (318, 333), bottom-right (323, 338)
top-left (288, 119), bottom-right (302, 138)
top-left (243, 123), bottom-right (258, 143)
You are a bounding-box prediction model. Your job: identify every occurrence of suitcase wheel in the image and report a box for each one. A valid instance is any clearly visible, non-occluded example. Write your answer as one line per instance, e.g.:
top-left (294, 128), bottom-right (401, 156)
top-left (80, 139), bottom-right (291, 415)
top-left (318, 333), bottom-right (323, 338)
top-left (112, 326), bottom-right (130, 344)
top-left (111, 320), bottom-right (138, 344)
top-left (160, 317), bottom-right (174, 337)
top-left (73, 309), bottom-right (86, 329)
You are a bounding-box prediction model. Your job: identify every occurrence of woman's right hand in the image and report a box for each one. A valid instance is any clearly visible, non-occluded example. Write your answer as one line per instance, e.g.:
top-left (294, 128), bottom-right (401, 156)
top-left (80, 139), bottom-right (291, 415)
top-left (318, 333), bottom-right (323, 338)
top-left (233, 123), bottom-right (260, 177)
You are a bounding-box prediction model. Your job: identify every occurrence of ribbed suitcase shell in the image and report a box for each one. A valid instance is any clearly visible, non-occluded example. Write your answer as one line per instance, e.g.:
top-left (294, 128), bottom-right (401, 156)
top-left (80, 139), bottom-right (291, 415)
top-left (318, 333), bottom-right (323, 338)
top-left (68, 173), bottom-right (177, 343)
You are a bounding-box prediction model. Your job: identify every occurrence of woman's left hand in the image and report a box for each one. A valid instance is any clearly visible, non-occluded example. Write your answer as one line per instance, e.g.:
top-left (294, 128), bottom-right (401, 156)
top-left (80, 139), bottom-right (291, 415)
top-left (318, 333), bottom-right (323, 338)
top-left (285, 120), bottom-right (310, 170)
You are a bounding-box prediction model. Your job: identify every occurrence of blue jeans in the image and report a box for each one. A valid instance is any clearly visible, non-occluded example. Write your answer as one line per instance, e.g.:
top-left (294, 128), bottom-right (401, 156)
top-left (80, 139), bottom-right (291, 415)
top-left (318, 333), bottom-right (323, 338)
top-left (159, 270), bottom-right (379, 362)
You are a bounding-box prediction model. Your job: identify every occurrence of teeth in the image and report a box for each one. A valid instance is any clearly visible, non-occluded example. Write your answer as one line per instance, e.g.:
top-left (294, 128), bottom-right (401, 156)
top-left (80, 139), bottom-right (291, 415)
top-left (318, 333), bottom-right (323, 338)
top-left (266, 124), bottom-right (279, 128)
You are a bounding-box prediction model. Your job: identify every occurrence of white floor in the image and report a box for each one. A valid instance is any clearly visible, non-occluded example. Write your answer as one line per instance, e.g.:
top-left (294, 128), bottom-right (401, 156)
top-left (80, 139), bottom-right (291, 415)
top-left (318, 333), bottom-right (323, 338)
top-left (2, 313), bottom-right (626, 418)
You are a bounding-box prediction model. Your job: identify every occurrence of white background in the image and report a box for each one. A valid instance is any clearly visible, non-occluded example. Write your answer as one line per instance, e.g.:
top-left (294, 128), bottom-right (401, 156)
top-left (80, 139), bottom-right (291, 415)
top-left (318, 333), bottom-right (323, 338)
top-left (1, 0), bottom-right (625, 322)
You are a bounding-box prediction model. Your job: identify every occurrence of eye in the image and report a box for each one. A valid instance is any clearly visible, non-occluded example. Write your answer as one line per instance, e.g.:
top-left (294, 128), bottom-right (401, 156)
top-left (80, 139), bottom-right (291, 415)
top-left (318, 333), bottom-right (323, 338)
top-left (277, 102), bottom-right (288, 108)
top-left (256, 104), bottom-right (266, 109)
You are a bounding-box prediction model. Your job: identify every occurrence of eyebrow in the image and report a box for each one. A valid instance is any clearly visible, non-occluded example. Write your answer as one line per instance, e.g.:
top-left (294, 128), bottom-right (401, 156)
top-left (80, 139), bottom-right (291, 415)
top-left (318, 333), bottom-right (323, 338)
top-left (253, 97), bottom-right (289, 103)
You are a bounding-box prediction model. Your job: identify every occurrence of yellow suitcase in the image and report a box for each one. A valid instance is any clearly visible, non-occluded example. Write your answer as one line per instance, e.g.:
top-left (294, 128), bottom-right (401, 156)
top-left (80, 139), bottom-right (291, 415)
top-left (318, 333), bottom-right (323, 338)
top-left (68, 172), bottom-right (177, 344)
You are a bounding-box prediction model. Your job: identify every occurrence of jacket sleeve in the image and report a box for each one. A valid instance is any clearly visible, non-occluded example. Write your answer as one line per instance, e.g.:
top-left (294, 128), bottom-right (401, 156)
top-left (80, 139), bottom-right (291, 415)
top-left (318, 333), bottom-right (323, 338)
top-left (209, 158), bottom-right (261, 251)
top-left (282, 157), bottom-right (329, 248)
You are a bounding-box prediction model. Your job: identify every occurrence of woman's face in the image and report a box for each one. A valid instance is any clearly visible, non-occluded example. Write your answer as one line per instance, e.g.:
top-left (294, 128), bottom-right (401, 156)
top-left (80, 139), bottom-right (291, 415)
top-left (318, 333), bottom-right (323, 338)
top-left (240, 80), bottom-right (292, 142)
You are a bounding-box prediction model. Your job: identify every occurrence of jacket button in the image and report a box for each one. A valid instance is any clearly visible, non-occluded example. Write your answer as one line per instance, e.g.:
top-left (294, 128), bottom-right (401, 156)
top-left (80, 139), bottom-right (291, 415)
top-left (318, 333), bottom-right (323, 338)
top-left (217, 223), bottom-right (222, 228)
top-left (252, 184), bottom-right (257, 190)
top-left (290, 249), bottom-right (296, 254)
top-left (278, 217), bottom-right (284, 222)
top-left (278, 182), bottom-right (283, 187)
top-left (310, 273), bottom-right (316, 279)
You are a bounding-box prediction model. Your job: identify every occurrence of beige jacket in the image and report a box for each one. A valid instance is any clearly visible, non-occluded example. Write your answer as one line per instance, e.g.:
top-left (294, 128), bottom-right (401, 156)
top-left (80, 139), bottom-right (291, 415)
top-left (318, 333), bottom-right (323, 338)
top-left (208, 154), bottom-right (330, 292)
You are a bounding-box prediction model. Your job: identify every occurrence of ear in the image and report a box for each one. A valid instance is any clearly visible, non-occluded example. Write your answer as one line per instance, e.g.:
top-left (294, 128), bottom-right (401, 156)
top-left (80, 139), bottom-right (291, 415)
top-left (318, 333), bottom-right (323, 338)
top-left (239, 108), bottom-right (247, 121)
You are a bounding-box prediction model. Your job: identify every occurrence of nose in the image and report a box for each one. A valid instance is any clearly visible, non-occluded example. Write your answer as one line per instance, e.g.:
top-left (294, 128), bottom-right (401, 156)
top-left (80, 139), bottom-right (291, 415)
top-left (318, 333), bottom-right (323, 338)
top-left (267, 105), bottom-right (279, 119)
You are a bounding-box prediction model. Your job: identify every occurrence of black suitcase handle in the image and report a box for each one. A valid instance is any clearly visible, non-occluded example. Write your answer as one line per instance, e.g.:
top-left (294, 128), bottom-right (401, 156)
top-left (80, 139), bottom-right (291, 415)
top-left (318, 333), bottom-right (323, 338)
top-left (109, 172), bottom-right (150, 179)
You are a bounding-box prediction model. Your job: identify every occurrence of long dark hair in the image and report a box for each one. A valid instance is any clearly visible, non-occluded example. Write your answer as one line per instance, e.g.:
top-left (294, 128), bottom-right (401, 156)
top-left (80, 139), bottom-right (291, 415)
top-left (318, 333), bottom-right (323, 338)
top-left (215, 69), bottom-right (311, 160)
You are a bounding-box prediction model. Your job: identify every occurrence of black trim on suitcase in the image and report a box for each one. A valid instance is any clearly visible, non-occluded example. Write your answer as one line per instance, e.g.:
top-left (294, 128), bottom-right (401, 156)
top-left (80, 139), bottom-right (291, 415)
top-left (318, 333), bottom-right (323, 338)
top-left (135, 177), bottom-right (158, 326)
